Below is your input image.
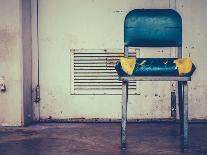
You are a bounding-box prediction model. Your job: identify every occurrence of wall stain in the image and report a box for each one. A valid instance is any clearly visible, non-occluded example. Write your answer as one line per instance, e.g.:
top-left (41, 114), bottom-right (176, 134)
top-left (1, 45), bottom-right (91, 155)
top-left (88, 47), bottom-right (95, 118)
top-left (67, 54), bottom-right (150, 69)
top-left (0, 29), bottom-right (18, 62)
top-left (113, 10), bottom-right (124, 13)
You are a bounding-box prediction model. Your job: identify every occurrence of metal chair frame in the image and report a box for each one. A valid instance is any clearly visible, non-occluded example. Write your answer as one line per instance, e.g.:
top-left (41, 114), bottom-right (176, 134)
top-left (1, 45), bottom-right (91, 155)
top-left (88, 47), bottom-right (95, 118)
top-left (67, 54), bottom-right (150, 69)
top-left (120, 9), bottom-right (189, 150)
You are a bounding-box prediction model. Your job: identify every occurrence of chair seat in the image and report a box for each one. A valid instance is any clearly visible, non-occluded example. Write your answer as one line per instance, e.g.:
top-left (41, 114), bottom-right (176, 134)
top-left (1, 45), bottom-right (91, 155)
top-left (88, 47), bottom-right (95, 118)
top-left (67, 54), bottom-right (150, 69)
top-left (115, 58), bottom-right (196, 77)
top-left (119, 76), bottom-right (191, 81)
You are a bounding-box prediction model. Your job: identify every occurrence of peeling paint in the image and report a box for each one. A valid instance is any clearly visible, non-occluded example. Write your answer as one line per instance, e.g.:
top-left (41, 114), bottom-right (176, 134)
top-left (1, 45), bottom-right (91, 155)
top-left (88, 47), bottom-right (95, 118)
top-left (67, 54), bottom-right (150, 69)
top-left (113, 10), bottom-right (124, 13)
top-left (1, 0), bottom-right (207, 126)
top-left (0, 0), bottom-right (26, 126)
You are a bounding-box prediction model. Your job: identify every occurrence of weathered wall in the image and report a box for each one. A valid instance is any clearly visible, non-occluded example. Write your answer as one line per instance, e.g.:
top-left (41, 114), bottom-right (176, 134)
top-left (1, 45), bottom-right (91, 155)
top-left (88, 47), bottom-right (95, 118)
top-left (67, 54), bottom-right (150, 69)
top-left (34, 0), bottom-right (207, 120)
top-left (0, 0), bottom-right (206, 126)
top-left (33, 0), bottom-right (172, 120)
top-left (29, 0), bottom-right (207, 119)
top-left (0, 0), bottom-right (32, 126)
top-left (0, 0), bottom-right (22, 126)
top-left (177, 0), bottom-right (207, 119)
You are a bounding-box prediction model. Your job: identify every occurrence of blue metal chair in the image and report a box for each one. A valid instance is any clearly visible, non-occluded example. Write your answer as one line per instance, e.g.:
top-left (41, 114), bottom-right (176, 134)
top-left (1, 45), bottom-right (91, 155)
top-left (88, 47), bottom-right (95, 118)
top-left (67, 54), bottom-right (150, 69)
top-left (120, 9), bottom-right (189, 150)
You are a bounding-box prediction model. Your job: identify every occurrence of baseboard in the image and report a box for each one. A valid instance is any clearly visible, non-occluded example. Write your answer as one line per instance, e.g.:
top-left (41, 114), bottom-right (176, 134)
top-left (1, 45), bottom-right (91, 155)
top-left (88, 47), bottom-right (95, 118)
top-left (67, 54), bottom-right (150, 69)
top-left (36, 118), bottom-right (207, 124)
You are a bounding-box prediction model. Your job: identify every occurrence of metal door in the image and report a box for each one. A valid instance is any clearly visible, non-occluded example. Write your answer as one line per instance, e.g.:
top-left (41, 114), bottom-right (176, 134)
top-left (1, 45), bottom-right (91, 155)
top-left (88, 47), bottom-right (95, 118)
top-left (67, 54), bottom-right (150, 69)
top-left (32, 0), bottom-right (177, 121)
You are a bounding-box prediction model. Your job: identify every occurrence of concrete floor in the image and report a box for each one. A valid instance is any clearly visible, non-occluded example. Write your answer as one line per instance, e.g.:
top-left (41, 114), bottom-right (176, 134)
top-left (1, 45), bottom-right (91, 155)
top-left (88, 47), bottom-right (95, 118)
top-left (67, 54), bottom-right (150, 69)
top-left (0, 123), bottom-right (207, 155)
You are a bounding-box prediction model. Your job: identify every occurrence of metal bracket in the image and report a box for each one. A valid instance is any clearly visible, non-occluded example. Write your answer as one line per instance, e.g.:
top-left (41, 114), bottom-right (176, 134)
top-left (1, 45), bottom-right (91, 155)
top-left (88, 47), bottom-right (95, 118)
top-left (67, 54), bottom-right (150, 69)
top-left (33, 85), bottom-right (40, 103)
top-left (171, 91), bottom-right (176, 118)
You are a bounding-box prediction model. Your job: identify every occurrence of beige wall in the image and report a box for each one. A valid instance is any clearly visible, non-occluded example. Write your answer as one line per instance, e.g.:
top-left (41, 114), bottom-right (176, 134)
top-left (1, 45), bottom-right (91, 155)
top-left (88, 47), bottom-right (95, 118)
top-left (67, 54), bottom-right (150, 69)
top-left (0, 0), bottom-right (207, 126)
top-left (0, 0), bottom-right (22, 126)
top-left (0, 0), bottom-right (32, 126)
top-left (177, 0), bottom-right (207, 119)
top-left (34, 0), bottom-right (207, 120)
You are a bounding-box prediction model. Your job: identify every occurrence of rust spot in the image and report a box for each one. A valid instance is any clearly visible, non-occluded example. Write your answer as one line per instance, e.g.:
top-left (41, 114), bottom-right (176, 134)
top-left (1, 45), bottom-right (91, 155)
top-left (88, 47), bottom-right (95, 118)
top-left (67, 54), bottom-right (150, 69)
top-left (48, 116), bottom-right (52, 120)
top-left (113, 10), bottom-right (124, 13)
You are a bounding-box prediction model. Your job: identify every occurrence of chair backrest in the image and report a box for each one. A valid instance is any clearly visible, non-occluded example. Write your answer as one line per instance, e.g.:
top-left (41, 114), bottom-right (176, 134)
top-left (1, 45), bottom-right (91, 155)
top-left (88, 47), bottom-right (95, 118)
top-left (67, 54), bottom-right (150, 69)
top-left (124, 9), bottom-right (182, 48)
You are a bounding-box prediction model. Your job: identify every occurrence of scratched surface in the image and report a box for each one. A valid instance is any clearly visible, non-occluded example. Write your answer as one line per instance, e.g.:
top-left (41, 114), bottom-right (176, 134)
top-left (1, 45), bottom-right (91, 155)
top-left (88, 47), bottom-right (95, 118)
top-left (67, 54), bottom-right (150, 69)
top-left (1, 0), bottom-right (207, 126)
top-left (34, 0), bottom-right (207, 121)
top-left (0, 123), bottom-right (207, 155)
top-left (35, 0), bottom-right (173, 121)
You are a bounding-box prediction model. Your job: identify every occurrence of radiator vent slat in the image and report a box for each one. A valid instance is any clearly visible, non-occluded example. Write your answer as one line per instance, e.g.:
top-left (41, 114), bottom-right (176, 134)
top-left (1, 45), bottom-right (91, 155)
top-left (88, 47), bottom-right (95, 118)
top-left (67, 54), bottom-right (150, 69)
top-left (70, 49), bottom-right (138, 95)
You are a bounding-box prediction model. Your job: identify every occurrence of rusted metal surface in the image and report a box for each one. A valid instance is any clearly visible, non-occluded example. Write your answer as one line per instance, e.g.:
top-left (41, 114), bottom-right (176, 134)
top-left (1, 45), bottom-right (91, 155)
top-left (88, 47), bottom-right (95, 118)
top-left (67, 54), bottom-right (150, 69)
top-left (178, 81), bottom-right (189, 150)
top-left (121, 81), bottom-right (128, 149)
top-left (183, 81), bottom-right (189, 149)
top-left (120, 79), bottom-right (190, 150)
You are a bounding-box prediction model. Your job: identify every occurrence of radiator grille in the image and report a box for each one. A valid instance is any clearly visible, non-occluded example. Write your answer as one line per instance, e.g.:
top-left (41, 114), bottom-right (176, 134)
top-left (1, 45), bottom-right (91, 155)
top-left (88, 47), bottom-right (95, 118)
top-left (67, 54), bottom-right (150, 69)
top-left (70, 49), bottom-right (138, 95)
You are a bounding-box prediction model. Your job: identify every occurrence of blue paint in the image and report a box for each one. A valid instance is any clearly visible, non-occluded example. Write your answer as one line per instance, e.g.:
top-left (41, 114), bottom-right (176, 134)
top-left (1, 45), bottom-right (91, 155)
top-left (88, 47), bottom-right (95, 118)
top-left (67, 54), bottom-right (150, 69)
top-left (115, 58), bottom-right (196, 77)
top-left (124, 9), bottom-right (182, 47)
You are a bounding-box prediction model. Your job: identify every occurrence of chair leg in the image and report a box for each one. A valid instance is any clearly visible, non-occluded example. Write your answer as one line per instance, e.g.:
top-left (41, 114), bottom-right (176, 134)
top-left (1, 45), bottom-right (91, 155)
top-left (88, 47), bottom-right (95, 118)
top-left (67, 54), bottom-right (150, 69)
top-left (182, 81), bottom-right (189, 149)
top-left (121, 81), bottom-right (128, 150)
top-left (178, 81), bottom-right (183, 135)
top-left (171, 91), bottom-right (176, 119)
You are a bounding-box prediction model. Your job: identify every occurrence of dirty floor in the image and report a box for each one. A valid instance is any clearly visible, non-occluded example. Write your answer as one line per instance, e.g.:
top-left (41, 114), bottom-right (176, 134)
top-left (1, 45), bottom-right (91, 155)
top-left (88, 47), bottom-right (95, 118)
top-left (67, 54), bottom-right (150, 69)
top-left (0, 123), bottom-right (207, 155)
